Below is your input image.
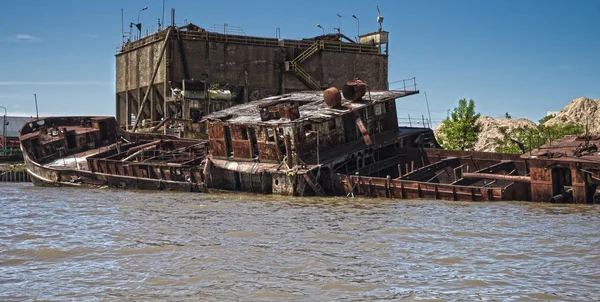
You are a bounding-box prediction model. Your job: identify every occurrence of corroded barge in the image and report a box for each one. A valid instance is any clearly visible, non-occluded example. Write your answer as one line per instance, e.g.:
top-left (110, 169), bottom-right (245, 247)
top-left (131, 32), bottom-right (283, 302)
top-left (19, 117), bottom-right (209, 191)
top-left (339, 135), bottom-right (600, 204)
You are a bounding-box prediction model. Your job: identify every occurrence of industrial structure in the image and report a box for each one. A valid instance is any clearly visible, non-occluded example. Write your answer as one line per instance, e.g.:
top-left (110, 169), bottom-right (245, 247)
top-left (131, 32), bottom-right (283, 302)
top-left (115, 9), bottom-right (390, 132)
top-left (0, 115), bottom-right (29, 161)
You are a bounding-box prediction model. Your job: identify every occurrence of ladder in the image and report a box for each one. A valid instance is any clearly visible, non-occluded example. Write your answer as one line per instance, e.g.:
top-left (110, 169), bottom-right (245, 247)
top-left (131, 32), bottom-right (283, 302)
top-left (288, 41), bottom-right (324, 90)
top-left (290, 64), bottom-right (322, 90)
top-left (303, 170), bottom-right (326, 196)
top-left (291, 41), bottom-right (323, 65)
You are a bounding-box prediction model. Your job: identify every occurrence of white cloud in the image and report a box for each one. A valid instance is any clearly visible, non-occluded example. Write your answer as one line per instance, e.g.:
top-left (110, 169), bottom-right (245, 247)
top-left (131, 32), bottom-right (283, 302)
top-left (16, 34), bottom-right (38, 41)
top-left (0, 33), bottom-right (41, 42)
top-left (0, 81), bottom-right (110, 86)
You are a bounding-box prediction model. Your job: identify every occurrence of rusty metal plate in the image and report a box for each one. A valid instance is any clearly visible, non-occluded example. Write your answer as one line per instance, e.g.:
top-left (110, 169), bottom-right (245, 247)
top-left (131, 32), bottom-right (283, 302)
top-left (354, 111), bottom-right (372, 145)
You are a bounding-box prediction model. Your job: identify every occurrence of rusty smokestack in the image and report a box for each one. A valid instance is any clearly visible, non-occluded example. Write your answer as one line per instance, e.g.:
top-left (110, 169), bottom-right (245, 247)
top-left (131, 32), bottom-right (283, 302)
top-left (342, 79), bottom-right (367, 102)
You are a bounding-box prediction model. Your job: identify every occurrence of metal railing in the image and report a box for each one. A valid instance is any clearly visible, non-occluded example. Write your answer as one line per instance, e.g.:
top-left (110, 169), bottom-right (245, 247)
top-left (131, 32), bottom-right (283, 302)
top-left (397, 115), bottom-right (432, 128)
top-left (291, 41), bottom-right (323, 65)
top-left (208, 24), bottom-right (246, 36)
top-left (118, 27), bottom-right (382, 55)
top-left (389, 77), bottom-right (418, 91)
top-left (290, 64), bottom-right (322, 90)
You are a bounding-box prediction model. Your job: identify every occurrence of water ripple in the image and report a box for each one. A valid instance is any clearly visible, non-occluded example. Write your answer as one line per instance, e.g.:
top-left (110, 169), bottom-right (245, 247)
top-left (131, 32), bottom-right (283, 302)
top-left (1, 183), bottom-right (600, 301)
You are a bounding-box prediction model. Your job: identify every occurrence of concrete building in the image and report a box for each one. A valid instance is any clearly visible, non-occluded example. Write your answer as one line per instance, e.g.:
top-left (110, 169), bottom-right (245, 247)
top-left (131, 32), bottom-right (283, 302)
top-left (115, 19), bottom-right (390, 131)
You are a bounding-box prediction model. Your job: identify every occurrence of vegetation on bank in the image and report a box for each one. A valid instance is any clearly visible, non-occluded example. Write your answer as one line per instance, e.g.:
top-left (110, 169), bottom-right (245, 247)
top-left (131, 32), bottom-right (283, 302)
top-left (438, 99), bottom-right (584, 154)
top-left (494, 115), bottom-right (584, 154)
top-left (437, 98), bottom-right (481, 151)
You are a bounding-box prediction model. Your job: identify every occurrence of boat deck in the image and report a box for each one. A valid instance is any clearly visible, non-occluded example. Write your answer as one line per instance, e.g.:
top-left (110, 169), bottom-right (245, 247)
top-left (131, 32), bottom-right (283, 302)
top-left (44, 147), bottom-right (111, 170)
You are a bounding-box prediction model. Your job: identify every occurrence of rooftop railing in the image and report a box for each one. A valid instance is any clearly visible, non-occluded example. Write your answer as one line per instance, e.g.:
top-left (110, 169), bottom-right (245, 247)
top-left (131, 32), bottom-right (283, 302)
top-left (118, 27), bottom-right (382, 55)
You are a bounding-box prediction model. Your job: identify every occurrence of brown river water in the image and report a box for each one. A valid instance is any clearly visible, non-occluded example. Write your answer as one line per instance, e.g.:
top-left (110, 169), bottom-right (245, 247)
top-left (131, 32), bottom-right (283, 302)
top-left (1, 183), bottom-right (600, 301)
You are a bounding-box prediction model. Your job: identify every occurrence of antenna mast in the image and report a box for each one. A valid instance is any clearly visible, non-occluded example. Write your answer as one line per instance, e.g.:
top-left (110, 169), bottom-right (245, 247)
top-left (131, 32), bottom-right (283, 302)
top-left (34, 94), bottom-right (39, 120)
top-left (121, 9), bottom-right (125, 44)
top-left (162, 0), bottom-right (166, 30)
top-left (376, 6), bottom-right (384, 32)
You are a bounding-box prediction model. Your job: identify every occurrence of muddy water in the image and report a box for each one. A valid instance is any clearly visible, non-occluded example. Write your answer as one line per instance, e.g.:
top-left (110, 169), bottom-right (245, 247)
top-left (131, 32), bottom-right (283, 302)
top-left (1, 183), bottom-right (600, 301)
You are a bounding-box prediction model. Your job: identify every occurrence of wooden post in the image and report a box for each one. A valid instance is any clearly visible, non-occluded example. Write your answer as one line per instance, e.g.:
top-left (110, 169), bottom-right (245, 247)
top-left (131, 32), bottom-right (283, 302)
top-left (386, 175), bottom-right (391, 198)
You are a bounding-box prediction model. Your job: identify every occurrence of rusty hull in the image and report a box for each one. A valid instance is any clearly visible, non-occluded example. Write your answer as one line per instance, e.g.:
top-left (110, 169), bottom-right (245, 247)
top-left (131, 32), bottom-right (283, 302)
top-left (20, 91), bottom-right (600, 204)
top-left (520, 135), bottom-right (600, 203)
top-left (337, 148), bottom-right (532, 202)
top-left (201, 90), bottom-right (420, 195)
top-left (20, 116), bottom-right (209, 192)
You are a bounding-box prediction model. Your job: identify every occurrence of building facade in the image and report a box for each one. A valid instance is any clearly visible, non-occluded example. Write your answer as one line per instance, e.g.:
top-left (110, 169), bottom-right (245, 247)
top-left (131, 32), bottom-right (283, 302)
top-left (115, 23), bottom-right (389, 131)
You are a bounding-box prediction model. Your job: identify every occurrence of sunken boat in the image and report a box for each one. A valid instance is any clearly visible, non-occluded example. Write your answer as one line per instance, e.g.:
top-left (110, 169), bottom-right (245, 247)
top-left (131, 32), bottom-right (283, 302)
top-left (338, 134), bottom-right (600, 204)
top-left (199, 83), bottom-right (528, 201)
top-left (19, 116), bottom-right (209, 191)
top-left (200, 80), bottom-right (432, 196)
top-left (19, 81), bottom-right (600, 204)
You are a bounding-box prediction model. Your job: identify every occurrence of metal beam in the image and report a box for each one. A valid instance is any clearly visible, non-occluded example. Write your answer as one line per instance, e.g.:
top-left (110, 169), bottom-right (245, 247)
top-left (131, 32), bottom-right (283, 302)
top-left (462, 173), bottom-right (531, 183)
top-left (132, 27), bottom-right (172, 132)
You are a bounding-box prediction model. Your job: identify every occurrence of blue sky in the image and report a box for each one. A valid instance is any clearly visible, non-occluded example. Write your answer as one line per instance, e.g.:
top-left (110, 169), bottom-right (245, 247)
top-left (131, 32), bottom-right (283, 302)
top-left (0, 0), bottom-right (598, 125)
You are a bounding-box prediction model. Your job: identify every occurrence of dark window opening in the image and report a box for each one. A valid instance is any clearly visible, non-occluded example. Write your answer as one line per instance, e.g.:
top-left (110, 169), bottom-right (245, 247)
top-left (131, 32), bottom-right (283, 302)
top-left (241, 127), bottom-right (248, 140)
top-left (190, 109), bottom-right (202, 123)
top-left (328, 119), bottom-right (336, 131)
top-left (266, 128), bottom-right (275, 142)
top-left (249, 128), bottom-right (259, 158)
top-left (98, 121), bottom-right (108, 141)
top-left (551, 167), bottom-right (572, 201)
top-left (66, 134), bottom-right (77, 149)
top-left (224, 126), bottom-right (233, 157)
top-left (278, 128), bottom-right (286, 161)
top-left (343, 114), bottom-right (358, 141)
top-left (385, 100), bottom-right (393, 112)
top-left (303, 124), bottom-right (313, 132)
top-left (583, 173), bottom-right (598, 204)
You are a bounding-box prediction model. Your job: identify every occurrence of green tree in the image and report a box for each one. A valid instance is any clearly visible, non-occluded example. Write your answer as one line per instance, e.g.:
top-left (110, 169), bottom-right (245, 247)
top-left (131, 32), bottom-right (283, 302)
top-left (495, 120), bottom-right (583, 154)
top-left (538, 114), bottom-right (555, 125)
top-left (438, 98), bottom-right (481, 150)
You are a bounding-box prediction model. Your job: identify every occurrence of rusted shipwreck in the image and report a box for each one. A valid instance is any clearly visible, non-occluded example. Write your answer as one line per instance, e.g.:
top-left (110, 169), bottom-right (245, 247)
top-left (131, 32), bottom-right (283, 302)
top-left (201, 84), bottom-right (430, 195)
top-left (19, 116), bottom-right (209, 191)
top-left (337, 134), bottom-right (600, 204)
top-left (19, 85), bottom-right (600, 204)
top-left (189, 81), bottom-right (600, 203)
top-left (521, 135), bottom-right (600, 204)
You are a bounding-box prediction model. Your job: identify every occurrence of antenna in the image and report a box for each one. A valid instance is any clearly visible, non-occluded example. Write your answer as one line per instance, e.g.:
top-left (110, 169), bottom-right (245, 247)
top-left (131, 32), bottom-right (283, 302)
top-left (424, 92), bottom-right (432, 128)
top-left (121, 9), bottom-right (125, 44)
top-left (128, 22), bottom-right (133, 41)
top-left (171, 8), bottom-right (175, 27)
top-left (376, 6), bottom-right (384, 32)
top-left (337, 13), bottom-right (342, 33)
top-left (34, 94), bottom-right (39, 120)
top-left (162, 0), bottom-right (166, 30)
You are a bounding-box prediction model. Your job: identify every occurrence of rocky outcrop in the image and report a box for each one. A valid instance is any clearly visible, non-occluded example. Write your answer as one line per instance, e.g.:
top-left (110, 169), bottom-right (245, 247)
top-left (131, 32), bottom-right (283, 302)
top-left (434, 116), bottom-right (536, 152)
top-left (474, 116), bottom-right (537, 152)
top-left (544, 97), bottom-right (600, 133)
top-left (435, 96), bottom-right (598, 152)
